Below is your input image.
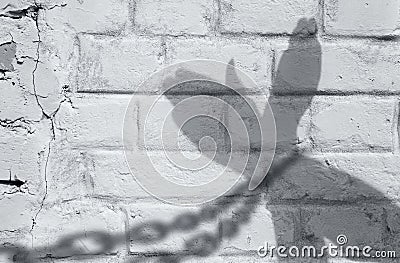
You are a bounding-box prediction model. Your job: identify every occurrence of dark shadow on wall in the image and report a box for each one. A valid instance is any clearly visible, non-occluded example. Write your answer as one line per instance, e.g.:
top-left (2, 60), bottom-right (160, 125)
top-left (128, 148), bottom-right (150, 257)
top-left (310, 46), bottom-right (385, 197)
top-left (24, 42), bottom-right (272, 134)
top-left (1, 18), bottom-right (399, 263)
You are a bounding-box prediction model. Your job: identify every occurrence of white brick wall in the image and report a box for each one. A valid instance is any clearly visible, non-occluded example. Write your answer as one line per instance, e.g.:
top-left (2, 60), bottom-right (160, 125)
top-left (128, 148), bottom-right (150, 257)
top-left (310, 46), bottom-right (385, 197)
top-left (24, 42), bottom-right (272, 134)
top-left (0, 0), bottom-right (399, 262)
top-left (134, 0), bottom-right (215, 36)
top-left (324, 0), bottom-right (400, 37)
top-left (76, 35), bottom-right (164, 93)
top-left (219, 0), bottom-right (320, 35)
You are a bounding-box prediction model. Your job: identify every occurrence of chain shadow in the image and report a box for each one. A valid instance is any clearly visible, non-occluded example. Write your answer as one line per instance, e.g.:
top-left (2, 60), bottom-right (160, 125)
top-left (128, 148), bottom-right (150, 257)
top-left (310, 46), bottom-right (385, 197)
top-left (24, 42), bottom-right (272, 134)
top-left (1, 18), bottom-right (399, 262)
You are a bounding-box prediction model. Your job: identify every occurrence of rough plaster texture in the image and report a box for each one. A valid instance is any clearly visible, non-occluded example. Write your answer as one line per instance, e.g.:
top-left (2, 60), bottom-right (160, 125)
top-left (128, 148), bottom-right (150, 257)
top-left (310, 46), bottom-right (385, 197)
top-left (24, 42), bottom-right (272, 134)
top-left (0, 0), bottom-right (400, 262)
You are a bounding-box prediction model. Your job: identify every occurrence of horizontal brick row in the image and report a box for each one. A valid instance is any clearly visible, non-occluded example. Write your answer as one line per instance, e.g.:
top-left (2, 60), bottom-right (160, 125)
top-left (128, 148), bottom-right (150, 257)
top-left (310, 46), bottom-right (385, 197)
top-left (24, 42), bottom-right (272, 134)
top-left (43, 0), bottom-right (130, 34)
top-left (56, 95), bottom-right (397, 153)
top-left (44, 148), bottom-right (400, 203)
top-left (76, 36), bottom-right (400, 95)
top-left (324, 0), bottom-right (400, 37)
top-left (273, 41), bottom-right (400, 95)
top-left (219, 0), bottom-right (320, 35)
top-left (76, 35), bottom-right (273, 93)
top-left (39, 0), bottom-right (400, 38)
top-left (134, 0), bottom-right (215, 36)
top-left (4, 196), bottom-right (397, 260)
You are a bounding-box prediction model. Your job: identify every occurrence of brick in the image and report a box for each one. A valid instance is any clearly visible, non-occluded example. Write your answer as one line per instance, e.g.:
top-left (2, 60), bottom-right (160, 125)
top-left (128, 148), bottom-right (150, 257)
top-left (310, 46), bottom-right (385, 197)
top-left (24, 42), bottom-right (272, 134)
top-left (266, 153), bottom-right (400, 202)
top-left (125, 150), bottom-right (258, 203)
top-left (126, 201), bottom-right (300, 256)
top-left (221, 203), bottom-right (299, 251)
top-left (310, 97), bottom-right (395, 152)
top-left (30, 199), bottom-right (125, 258)
top-left (325, 0), bottom-right (400, 37)
top-left (274, 42), bottom-right (400, 94)
top-left (76, 35), bottom-right (164, 93)
top-left (126, 202), bottom-right (219, 255)
top-left (58, 149), bottom-right (147, 200)
top-left (126, 198), bottom-right (294, 255)
top-left (137, 95), bottom-right (227, 152)
top-left (137, 94), bottom-right (278, 152)
top-left (46, 147), bottom-right (150, 202)
top-left (55, 95), bottom-right (134, 149)
top-left (135, 0), bottom-right (215, 36)
top-left (302, 206), bottom-right (386, 249)
top-left (47, 148), bottom-right (251, 202)
top-left (44, 0), bottom-right (130, 34)
top-left (45, 147), bottom-right (96, 202)
top-left (219, 0), bottom-right (319, 35)
top-left (166, 37), bottom-right (272, 92)
top-left (269, 96), bottom-right (312, 154)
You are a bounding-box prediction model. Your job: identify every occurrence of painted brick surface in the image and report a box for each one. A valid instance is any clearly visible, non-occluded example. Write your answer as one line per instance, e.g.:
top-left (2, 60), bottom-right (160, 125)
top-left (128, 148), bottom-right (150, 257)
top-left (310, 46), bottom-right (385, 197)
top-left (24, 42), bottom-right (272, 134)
top-left (266, 153), bottom-right (400, 202)
top-left (44, 0), bottom-right (130, 34)
top-left (134, 0), bottom-right (215, 36)
top-left (310, 97), bottom-right (395, 152)
top-left (1, 0), bottom-right (400, 262)
top-left (274, 42), bottom-right (400, 94)
top-left (219, 0), bottom-right (319, 35)
top-left (166, 38), bottom-right (273, 91)
top-left (76, 35), bottom-right (164, 93)
top-left (325, 0), bottom-right (400, 37)
top-left (55, 95), bottom-right (133, 148)
top-left (30, 199), bottom-right (125, 257)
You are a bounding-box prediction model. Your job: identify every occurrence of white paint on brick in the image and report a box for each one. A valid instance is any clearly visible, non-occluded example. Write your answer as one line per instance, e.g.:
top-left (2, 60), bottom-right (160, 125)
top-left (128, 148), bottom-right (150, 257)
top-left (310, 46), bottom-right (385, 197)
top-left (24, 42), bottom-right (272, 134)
top-left (135, 0), bottom-right (215, 36)
top-left (1, 0), bottom-right (400, 261)
top-left (325, 0), bottom-right (400, 36)
top-left (44, 0), bottom-right (130, 34)
top-left (0, 79), bottom-right (42, 120)
top-left (127, 202), bottom-right (218, 254)
top-left (219, 0), bottom-right (319, 35)
top-left (275, 41), bottom-right (400, 94)
top-left (267, 153), bottom-right (400, 202)
top-left (310, 97), bottom-right (395, 152)
top-left (76, 35), bottom-right (164, 93)
top-left (31, 199), bottom-right (125, 257)
top-left (166, 37), bottom-right (272, 91)
top-left (55, 95), bottom-right (133, 149)
top-left (222, 204), bottom-right (298, 251)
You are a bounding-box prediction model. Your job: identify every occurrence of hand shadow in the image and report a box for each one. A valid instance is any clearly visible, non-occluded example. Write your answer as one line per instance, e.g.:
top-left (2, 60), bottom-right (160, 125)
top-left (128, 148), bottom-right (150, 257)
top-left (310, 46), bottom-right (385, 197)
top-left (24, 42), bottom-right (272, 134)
top-left (158, 17), bottom-right (399, 262)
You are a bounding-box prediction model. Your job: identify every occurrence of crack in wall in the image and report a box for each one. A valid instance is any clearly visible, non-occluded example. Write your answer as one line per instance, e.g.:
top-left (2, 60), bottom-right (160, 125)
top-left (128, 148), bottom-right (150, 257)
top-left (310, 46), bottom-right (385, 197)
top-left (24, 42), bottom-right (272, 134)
top-left (28, 2), bottom-right (49, 246)
top-left (0, 117), bottom-right (36, 134)
top-left (27, 0), bottom-right (76, 244)
top-left (0, 5), bottom-right (39, 19)
top-left (26, 2), bottom-right (66, 246)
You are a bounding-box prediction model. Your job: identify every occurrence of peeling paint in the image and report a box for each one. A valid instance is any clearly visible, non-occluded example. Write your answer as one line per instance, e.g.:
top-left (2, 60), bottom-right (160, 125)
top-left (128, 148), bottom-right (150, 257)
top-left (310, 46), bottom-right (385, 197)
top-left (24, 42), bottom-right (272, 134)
top-left (0, 42), bottom-right (16, 71)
